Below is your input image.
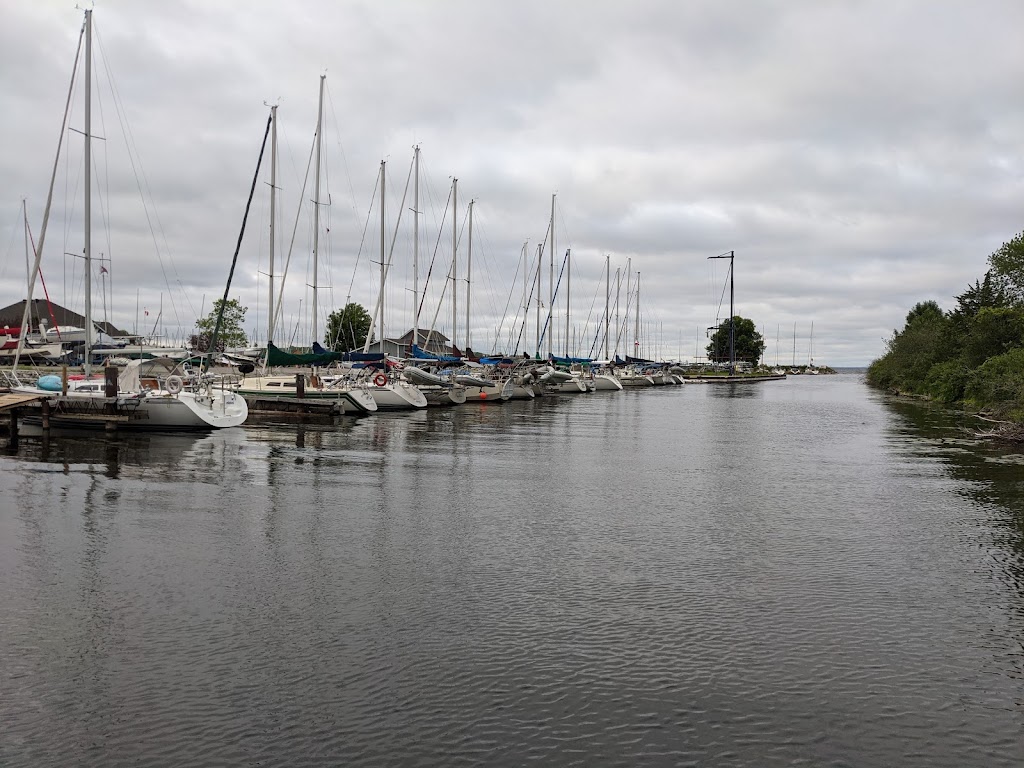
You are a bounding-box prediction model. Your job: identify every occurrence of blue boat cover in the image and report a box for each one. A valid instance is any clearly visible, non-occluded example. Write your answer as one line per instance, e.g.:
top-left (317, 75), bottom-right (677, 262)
top-left (411, 344), bottom-right (462, 363)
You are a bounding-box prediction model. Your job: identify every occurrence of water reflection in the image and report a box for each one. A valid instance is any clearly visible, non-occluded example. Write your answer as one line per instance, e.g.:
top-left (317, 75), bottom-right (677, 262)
top-left (2, 380), bottom-right (1023, 766)
top-left (883, 397), bottom-right (1024, 596)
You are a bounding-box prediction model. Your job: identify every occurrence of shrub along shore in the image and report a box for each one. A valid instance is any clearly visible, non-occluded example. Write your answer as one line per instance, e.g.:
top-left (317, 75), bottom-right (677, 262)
top-left (867, 230), bottom-right (1024, 432)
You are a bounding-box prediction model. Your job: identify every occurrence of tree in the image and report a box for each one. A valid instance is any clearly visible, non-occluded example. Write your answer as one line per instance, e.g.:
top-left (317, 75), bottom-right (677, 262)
top-left (706, 316), bottom-right (764, 367)
top-left (987, 231), bottom-right (1024, 305)
top-left (191, 298), bottom-right (248, 352)
top-left (325, 302), bottom-right (372, 352)
top-left (867, 300), bottom-right (949, 392)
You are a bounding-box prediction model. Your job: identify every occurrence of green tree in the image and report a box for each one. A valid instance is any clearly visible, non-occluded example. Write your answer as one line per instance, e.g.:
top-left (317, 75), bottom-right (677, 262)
top-left (191, 298), bottom-right (248, 352)
top-left (325, 302), bottom-right (372, 352)
top-left (987, 231), bottom-right (1024, 305)
top-left (706, 316), bottom-right (764, 367)
top-left (866, 300), bottom-right (949, 392)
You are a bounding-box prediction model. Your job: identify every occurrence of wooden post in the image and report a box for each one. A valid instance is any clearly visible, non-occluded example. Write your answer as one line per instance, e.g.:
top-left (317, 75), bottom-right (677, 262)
top-left (61, 365), bottom-right (68, 395)
top-left (104, 366), bottom-right (118, 398)
top-left (296, 373), bottom-right (305, 399)
top-left (8, 409), bottom-right (18, 449)
top-left (41, 399), bottom-right (51, 431)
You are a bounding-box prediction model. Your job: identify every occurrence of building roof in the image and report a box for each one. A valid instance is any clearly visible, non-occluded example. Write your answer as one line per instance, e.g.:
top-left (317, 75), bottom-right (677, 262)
top-left (0, 299), bottom-right (130, 337)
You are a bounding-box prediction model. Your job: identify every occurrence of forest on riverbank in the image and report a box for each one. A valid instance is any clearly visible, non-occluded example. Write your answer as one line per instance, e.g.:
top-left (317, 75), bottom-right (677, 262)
top-left (867, 231), bottom-right (1024, 422)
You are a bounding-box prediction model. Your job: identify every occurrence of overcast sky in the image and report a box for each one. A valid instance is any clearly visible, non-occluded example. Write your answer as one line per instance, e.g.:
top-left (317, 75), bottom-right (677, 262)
top-left (2, 0), bottom-right (1022, 365)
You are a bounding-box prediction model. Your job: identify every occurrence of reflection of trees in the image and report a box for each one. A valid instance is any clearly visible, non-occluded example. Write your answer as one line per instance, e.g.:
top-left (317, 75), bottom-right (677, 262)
top-left (883, 397), bottom-right (1024, 599)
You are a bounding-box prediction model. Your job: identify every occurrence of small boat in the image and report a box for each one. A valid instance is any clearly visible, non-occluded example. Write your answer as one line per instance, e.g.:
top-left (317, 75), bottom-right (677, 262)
top-left (236, 373), bottom-right (377, 414)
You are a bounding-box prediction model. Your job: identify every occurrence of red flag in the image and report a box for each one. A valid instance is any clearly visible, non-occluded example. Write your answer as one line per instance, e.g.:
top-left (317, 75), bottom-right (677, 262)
top-left (100, 265), bottom-right (108, 274)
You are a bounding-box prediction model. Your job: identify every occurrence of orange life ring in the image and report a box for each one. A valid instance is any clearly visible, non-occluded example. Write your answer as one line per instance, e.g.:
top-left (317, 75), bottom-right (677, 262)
top-left (373, 373), bottom-right (387, 387)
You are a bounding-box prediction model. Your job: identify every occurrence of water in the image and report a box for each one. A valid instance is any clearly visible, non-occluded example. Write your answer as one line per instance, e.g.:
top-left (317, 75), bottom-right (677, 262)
top-left (2, 375), bottom-right (1022, 766)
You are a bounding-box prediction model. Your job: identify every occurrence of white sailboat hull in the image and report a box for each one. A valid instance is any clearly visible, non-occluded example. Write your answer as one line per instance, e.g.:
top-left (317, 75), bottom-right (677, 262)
top-left (592, 373), bottom-right (623, 391)
top-left (367, 381), bottom-right (428, 409)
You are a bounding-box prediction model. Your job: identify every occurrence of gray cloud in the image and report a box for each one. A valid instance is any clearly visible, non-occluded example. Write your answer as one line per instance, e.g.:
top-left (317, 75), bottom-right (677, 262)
top-left (2, 0), bottom-right (1022, 364)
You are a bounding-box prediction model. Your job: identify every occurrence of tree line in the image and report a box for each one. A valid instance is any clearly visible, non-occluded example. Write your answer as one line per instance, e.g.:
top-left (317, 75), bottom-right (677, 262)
top-left (190, 300), bottom-right (373, 352)
top-left (867, 230), bottom-right (1024, 420)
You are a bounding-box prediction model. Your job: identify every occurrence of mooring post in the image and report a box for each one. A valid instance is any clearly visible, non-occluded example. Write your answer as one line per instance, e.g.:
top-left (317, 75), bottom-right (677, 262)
top-left (61, 365), bottom-right (68, 395)
top-left (104, 366), bottom-right (118, 398)
top-left (8, 409), bottom-right (18, 449)
top-left (41, 399), bottom-right (51, 431)
top-left (296, 373), bottom-right (305, 399)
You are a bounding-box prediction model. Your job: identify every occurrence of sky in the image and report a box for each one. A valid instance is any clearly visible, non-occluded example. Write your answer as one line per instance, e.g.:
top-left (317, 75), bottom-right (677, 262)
top-left (1, 0), bottom-right (1022, 365)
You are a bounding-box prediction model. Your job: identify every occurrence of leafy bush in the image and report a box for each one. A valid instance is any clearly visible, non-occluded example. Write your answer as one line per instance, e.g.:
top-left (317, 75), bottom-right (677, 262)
top-left (924, 359), bottom-right (971, 402)
top-left (964, 348), bottom-right (1024, 410)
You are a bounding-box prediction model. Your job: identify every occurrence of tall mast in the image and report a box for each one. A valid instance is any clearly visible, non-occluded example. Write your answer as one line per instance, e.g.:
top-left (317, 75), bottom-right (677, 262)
top-left (83, 9), bottom-right (93, 376)
top-left (730, 252), bottom-right (735, 373)
top-left (634, 271), bottom-right (640, 358)
top-left (380, 159), bottom-right (386, 350)
top-left (565, 249), bottom-right (571, 357)
top-left (412, 145), bottom-right (420, 351)
top-left (465, 198), bottom-right (473, 352)
top-left (708, 250), bottom-right (735, 373)
top-left (451, 178), bottom-right (458, 354)
top-left (614, 266), bottom-right (621, 358)
top-left (604, 255), bottom-right (610, 360)
top-left (792, 321), bottom-right (796, 367)
top-left (521, 241), bottom-right (528, 350)
top-left (548, 193), bottom-right (555, 358)
top-left (311, 74), bottom-right (324, 347)
top-left (535, 243), bottom-right (542, 357)
top-left (267, 104), bottom-right (277, 346)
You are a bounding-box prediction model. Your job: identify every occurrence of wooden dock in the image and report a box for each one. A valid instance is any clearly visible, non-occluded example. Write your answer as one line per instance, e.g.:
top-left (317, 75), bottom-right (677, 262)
top-left (244, 396), bottom-right (341, 424)
top-left (1, 391), bottom-right (143, 447)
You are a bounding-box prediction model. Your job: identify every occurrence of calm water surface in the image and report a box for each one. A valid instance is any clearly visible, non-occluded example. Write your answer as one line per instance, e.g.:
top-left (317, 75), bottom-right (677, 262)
top-left (1, 374), bottom-right (1022, 766)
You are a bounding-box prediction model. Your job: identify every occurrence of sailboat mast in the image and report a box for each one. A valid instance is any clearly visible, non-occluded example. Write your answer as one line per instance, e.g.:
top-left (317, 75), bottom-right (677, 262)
top-left (267, 104), bottom-right (277, 346)
top-left (792, 321), bottom-right (797, 367)
top-left (604, 255), bottom-right (610, 360)
top-left (451, 178), bottom-right (458, 354)
top-left (521, 240), bottom-right (528, 350)
top-left (634, 271), bottom-right (640, 358)
top-left (83, 8), bottom-right (93, 377)
top-left (548, 193), bottom-right (555, 358)
top-left (565, 249), bottom-right (570, 357)
top-left (311, 74), bottom-right (324, 347)
top-left (708, 250), bottom-right (735, 373)
top-left (614, 266), bottom-right (620, 358)
top-left (465, 199), bottom-right (473, 352)
top-left (380, 159), bottom-right (386, 350)
top-left (413, 145), bottom-right (420, 350)
top-left (535, 243), bottom-right (542, 357)
top-left (729, 251), bottom-right (735, 374)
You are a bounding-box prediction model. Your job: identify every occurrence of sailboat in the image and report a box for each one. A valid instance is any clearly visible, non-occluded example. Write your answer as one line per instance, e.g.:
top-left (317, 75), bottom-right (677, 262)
top-left (12, 10), bottom-right (247, 430)
top-left (238, 92), bottom-right (377, 415)
top-left (807, 321), bottom-right (819, 374)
